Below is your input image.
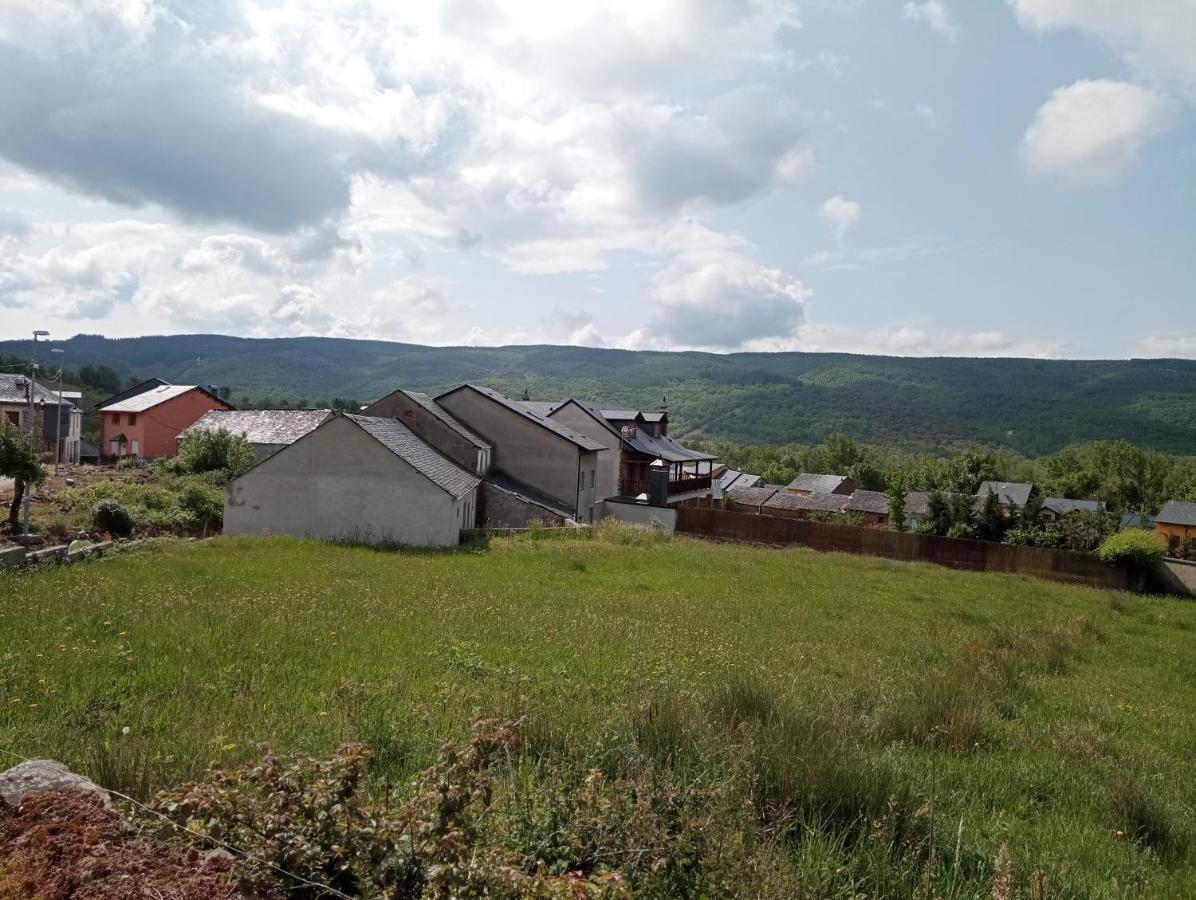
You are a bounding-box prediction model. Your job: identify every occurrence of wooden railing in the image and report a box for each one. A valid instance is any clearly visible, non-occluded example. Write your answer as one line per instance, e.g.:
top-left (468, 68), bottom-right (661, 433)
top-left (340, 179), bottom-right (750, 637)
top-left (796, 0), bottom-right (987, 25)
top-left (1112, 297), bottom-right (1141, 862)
top-left (618, 474), bottom-right (713, 497)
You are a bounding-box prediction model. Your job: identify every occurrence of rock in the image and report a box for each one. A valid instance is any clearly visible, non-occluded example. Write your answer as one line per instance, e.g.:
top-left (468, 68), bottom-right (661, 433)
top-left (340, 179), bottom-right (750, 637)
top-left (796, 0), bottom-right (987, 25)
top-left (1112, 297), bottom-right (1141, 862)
top-left (0, 759), bottom-right (111, 808)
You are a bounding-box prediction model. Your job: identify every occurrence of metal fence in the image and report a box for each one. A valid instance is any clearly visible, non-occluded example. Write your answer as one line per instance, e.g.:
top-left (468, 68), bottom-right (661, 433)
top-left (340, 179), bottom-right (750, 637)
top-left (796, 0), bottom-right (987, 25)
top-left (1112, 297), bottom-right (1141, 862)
top-left (675, 504), bottom-right (1131, 591)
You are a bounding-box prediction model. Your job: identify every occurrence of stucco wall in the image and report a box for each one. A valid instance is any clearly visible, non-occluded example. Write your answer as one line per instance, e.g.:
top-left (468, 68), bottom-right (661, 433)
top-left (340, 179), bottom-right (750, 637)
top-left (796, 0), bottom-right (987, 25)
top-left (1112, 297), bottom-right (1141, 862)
top-left (224, 416), bottom-right (470, 547)
top-left (479, 481), bottom-right (569, 528)
top-left (549, 404), bottom-right (620, 500)
top-left (364, 391), bottom-right (488, 475)
top-left (599, 499), bottom-right (677, 532)
top-left (437, 388), bottom-right (597, 517)
top-left (102, 389), bottom-right (229, 458)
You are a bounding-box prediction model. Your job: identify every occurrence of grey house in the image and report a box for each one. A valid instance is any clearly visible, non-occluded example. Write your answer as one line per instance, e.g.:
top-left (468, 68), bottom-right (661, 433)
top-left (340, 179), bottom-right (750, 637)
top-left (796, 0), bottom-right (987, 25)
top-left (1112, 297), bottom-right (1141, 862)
top-left (786, 473), bottom-right (856, 496)
top-left (436, 384), bottom-right (605, 522)
top-left (976, 481), bottom-right (1036, 509)
top-left (225, 413), bottom-right (479, 547)
top-left (364, 389), bottom-right (491, 475)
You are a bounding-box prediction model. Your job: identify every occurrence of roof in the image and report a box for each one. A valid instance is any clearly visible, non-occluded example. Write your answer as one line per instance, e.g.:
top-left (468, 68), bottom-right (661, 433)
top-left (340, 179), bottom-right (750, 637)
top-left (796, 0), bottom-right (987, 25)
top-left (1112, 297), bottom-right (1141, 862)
top-left (100, 384), bottom-right (220, 413)
top-left (764, 491), bottom-right (847, 513)
top-left (843, 490), bottom-right (890, 515)
top-left (727, 485), bottom-right (780, 507)
top-left (483, 471), bottom-right (575, 520)
top-left (788, 473), bottom-right (852, 494)
top-left (620, 429), bottom-right (717, 463)
top-left (1156, 500), bottom-right (1196, 527)
top-left (517, 400), bottom-right (563, 418)
top-left (600, 408), bottom-right (640, 422)
top-left (640, 411), bottom-right (667, 423)
top-left (1042, 497), bottom-right (1106, 516)
top-left (404, 391), bottom-right (491, 450)
top-left (181, 409), bottom-right (333, 446)
top-left (715, 468), bottom-right (741, 489)
top-left (96, 377), bottom-right (171, 410)
top-left (1120, 513), bottom-right (1154, 529)
top-left (442, 385), bottom-right (606, 452)
top-left (0, 373), bottom-right (67, 406)
top-left (976, 481), bottom-right (1034, 507)
top-left (727, 472), bottom-right (765, 492)
top-left (552, 399), bottom-right (623, 437)
top-left (905, 490), bottom-right (976, 517)
top-left (345, 414), bottom-right (480, 499)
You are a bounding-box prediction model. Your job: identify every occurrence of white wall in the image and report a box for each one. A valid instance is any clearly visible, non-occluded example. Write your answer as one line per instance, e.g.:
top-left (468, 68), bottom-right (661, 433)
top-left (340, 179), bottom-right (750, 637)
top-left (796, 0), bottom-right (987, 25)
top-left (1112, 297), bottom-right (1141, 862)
top-left (550, 404), bottom-right (620, 501)
top-left (598, 499), bottom-right (677, 532)
top-left (225, 416), bottom-right (469, 547)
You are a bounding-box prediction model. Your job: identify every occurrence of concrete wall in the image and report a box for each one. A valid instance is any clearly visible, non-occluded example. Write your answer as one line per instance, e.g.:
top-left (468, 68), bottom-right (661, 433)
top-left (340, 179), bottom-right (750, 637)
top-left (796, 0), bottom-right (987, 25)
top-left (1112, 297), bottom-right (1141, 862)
top-left (225, 416), bottom-right (471, 547)
top-left (364, 390), bottom-right (489, 475)
top-left (1159, 559), bottom-right (1196, 597)
top-left (479, 480), bottom-right (569, 528)
top-left (549, 403), bottom-right (620, 500)
top-left (437, 387), bottom-right (597, 518)
top-left (599, 499), bottom-right (676, 532)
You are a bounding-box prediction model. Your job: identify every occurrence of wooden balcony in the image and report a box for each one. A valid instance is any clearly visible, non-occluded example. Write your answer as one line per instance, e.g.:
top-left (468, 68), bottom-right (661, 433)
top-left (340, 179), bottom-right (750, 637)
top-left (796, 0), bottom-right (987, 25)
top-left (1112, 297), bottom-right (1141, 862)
top-left (618, 474), bottom-right (713, 498)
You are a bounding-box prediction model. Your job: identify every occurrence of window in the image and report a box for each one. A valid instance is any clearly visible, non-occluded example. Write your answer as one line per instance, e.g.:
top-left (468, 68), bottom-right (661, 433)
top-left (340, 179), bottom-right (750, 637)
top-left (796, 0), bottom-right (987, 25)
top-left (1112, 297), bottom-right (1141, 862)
top-left (4, 410), bottom-right (18, 426)
top-left (128, 414), bottom-right (137, 425)
top-left (111, 413), bottom-right (121, 425)
top-left (590, 470), bottom-right (595, 489)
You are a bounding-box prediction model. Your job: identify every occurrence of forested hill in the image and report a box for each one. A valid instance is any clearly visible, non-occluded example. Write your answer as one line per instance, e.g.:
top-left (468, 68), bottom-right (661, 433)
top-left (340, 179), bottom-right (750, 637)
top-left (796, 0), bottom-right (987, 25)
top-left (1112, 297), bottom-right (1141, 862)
top-left (5, 333), bottom-right (1196, 455)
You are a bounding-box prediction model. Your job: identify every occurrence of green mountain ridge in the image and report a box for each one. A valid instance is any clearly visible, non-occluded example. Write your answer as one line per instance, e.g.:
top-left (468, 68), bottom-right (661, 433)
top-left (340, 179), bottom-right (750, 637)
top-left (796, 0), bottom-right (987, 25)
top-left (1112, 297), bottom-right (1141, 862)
top-left (5, 333), bottom-right (1196, 455)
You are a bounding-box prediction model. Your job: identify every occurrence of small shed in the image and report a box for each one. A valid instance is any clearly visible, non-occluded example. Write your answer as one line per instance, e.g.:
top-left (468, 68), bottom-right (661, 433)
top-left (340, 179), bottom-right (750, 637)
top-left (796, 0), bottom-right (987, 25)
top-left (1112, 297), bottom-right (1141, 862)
top-left (224, 413), bottom-right (480, 547)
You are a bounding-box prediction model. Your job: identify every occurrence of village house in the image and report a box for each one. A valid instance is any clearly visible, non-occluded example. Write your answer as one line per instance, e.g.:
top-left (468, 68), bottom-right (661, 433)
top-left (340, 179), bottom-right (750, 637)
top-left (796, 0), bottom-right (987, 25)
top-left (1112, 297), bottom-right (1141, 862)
top-left (0, 373), bottom-right (84, 464)
top-left (99, 382), bottom-right (232, 459)
top-left (180, 409), bottom-right (335, 462)
top-left (1040, 497), bottom-right (1105, 523)
top-left (976, 481), bottom-right (1037, 510)
top-left (435, 384), bottom-right (605, 523)
top-left (364, 389), bottom-right (490, 475)
top-left (712, 467), bottom-right (765, 499)
top-left (786, 473), bottom-right (856, 496)
top-left (842, 490), bottom-right (890, 526)
top-left (761, 490), bottom-right (844, 518)
top-left (1155, 500), bottom-right (1196, 548)
top-left (541, 399), bottom-right (718, 504)
top-left (224, 413), bottom-right (479, 547)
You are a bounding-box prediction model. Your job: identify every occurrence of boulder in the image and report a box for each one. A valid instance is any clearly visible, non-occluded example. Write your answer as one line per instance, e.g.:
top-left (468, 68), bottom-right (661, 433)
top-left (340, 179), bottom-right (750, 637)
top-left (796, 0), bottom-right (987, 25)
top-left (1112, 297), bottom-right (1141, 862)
top-left (0, 758), bottom-right (110, 808)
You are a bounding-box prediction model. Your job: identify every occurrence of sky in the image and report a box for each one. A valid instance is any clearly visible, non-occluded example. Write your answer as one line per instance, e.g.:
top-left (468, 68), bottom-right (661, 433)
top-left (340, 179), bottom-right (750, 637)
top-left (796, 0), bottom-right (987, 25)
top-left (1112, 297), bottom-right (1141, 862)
top-left (0, 0), bottom-right (1193, 359)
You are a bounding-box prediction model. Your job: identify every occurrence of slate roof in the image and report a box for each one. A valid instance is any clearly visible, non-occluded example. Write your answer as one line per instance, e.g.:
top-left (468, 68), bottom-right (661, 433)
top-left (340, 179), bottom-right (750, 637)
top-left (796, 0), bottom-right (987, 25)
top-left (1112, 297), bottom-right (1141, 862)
top-left (446, 385), bottom-right (606, 452)
top-left (727, 485), bottom-right (780, 507)
top-left (345, 414), bottom-right (480, 498)
top-left (715, 467), bottom-right (741, 490)
top-left (100, 384), bottom-right (217, 413)
top-left (600, 408), bottom-right (640, 422)
top-left (517, 400), bottom-right (563, 418)
top-left (483, 471), bottom-right (575, 520)
top-left (181, 409), bottom-right (333, 445)
top-left (976, 481), bottom-right (1034, 507)
top-left (1156, 500), bottom-right (1196, 527)
top-left (0, 373), bottom-right (66, 406)
top-left (843, 490), bottom-right (890, 515)
top-left (405, 391), bottom-right (491, 450)
top-left (621, 430), bottom-right (717, 463)
top-left (764, 491), bottom-right (847, 513)
top-left (640, 412), bottom-right (666, 423)
top-left (905, 491), bottom-right (932, 517)
top-left (727, 472), bottom-right (765, 491)
top-left (1120, 513), bottom-right (1154, 530)
top-left (1042, 497), bottom-right (1106, 516)
top-left (788, 473), bottom-right (852, 494)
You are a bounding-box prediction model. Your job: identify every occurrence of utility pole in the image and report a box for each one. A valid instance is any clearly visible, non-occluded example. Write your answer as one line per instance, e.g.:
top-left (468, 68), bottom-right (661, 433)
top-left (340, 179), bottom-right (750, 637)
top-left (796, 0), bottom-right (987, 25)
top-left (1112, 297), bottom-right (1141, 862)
top-left (22, 330), bottom-right (49, 536)
top-left (51, 347), bottom-right (64, 475)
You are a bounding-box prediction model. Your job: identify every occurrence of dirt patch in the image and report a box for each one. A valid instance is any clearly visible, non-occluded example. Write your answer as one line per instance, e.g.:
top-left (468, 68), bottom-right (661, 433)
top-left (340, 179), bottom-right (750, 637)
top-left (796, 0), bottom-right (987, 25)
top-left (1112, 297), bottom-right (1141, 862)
top-left (0, 789), bottom-right (238, 899)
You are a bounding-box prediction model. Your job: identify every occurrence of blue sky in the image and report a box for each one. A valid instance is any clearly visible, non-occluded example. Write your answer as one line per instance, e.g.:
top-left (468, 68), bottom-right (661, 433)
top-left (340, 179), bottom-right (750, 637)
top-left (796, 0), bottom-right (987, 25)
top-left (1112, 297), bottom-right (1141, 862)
top-left (1, 1), bottom-right (1193, 358)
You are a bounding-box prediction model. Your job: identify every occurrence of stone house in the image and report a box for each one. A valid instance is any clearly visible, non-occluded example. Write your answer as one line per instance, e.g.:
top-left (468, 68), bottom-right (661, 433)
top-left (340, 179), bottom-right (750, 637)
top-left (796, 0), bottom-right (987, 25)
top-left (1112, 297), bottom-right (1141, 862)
top-left (180, 409), bottom-right (334, 462)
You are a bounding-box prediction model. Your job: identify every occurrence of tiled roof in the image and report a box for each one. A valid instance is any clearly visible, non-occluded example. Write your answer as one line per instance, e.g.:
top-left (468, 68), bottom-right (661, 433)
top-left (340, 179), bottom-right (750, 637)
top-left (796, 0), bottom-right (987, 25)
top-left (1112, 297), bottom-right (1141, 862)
top-left (1156, 499), bottom-right (1196, 527)
top-left (100, 384), bottom-right (212, 413)
top-left (727, 485), bottom-right (779, 507)
top-left (405, 391), bottom-right (491, 449)
top-left (976, 481), bottom-right (1034, 507)
top-left (181, 409), bottom-right (333, 445)
top-left (764, 491), bottom-right (847, 513)
top-left (345, 414), bottom-right (480, 498)
top-left (448, 385), bottom-right (606, 452)
top-left (787, 473), bottom-right (852, 494)
top-left (843, 490), bottom-right (889, 515)
top-left (1042, 497), bottom-right (1105, 516)
top-left (0, 373), bottom-right (66, 406)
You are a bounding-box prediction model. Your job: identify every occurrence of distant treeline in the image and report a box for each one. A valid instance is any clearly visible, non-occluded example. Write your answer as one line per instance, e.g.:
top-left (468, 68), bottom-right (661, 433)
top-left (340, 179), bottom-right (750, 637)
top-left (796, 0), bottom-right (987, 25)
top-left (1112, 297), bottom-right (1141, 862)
top-left (694, 434), bottom-right (1196, 516)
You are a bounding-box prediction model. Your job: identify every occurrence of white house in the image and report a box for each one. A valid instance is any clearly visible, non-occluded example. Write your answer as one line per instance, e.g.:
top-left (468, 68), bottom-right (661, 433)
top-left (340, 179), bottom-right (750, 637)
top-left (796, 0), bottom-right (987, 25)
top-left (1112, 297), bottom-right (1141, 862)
top-left (224, 413), bottom-right (480, 547)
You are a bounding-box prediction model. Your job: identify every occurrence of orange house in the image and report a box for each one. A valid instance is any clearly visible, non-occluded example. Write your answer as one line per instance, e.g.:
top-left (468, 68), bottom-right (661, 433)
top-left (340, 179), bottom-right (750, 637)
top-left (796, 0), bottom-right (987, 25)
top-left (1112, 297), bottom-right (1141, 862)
top-left (99, 385), bottom-right (232, 459)
top-left (1155, 500), bottom-right (1196, 550)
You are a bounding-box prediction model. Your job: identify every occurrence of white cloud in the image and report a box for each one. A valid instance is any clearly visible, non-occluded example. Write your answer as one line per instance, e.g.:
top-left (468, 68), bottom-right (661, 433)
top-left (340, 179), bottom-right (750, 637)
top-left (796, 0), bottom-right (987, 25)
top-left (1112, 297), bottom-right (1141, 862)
top-left (1021, 79), bottom-right (1173, 183)
top-left (903, 1), bottom-right (959, 41)
top-left (818, 195), bottom-right (862, 243)
top-left (1010, 0), bottom-right (1196, 94)
top-left (1134, 334), bottom-right (1196, 358)
top-left (784, 322), bottom-right (1066, 357)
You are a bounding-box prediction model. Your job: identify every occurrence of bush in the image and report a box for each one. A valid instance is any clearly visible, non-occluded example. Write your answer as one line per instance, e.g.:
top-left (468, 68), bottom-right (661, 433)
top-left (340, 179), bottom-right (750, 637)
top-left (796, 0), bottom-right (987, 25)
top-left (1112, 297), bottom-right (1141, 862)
top-left (92, 499), bottom-right (134, 538)
top-left (176, 428), bottom-right (255, 479)
top-left (178, 481), bottom-right (223, 529)
top-left (1097, 530), bottom-right (1166, 565)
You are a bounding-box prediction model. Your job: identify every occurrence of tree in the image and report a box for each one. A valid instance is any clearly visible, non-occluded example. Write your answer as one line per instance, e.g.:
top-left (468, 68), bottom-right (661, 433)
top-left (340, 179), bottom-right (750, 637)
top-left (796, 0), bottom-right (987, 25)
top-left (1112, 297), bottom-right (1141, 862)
top-left (887, 485), bottom-right (908, 532)
top-left (218, 386), bottom-right (233, 401)
top-left (176, 428), bottom-right (255, 478)
top-left (975, 489), bottom-right (1006, 542)
top-left (78, 363), bottom-right (122, 394)
top-left (0, 424), bottom-right (45, 528)
top-left (1021, 492), bottom-right (1044, 525)
top-left (924, 490), bottom-right (953, 536)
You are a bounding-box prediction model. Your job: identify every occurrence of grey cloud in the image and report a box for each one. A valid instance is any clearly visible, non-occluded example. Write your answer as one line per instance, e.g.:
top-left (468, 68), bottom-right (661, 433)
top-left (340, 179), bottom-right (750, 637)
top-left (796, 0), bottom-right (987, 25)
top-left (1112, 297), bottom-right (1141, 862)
top-left (0, 211), bottom-right (31, 240)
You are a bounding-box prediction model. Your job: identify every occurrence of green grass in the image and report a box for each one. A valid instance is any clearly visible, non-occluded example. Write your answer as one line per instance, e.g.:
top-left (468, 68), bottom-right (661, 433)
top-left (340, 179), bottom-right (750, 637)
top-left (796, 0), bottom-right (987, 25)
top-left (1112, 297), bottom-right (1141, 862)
top-left (2, 528), bottom-right (1195, 897)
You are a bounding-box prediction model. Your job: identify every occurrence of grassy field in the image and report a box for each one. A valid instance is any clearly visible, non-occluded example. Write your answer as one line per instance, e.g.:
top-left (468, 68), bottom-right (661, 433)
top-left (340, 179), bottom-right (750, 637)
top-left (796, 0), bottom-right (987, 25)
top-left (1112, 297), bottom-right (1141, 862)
top-left (2, 528), bottom-right (1195, 897)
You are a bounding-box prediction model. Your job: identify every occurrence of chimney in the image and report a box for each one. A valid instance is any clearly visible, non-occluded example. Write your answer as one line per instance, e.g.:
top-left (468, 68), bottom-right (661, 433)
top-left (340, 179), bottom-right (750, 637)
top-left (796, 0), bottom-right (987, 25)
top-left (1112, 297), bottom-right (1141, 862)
top-left (521, 386), bottom-right (530, 401)
top-left (648, 459), bottom-right (669, 508)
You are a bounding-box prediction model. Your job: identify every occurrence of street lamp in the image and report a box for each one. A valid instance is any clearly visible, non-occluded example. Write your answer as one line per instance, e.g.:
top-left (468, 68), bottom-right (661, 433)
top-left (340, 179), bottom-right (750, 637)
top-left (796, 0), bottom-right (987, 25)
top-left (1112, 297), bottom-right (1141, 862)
top-left (22, 330), bottom-right (50, 536)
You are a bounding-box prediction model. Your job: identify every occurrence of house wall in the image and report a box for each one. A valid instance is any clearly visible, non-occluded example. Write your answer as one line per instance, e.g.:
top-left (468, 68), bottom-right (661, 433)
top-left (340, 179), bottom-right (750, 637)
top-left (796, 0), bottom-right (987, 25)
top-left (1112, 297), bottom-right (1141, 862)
top-left (1157, 522), bottom-right (1196, 545)
top-left (548, 403), bottom-right (620, 500)
top-left (598, 499), bottom-right (677, 532)
top-left (224, 416), bottom-right (469, 546)
top-left (102, 389), bottom-right (230, 459)
top-left (364, 390), bottom-right (489, 475)
top-left (437, 388), bottom-right (597, 518)
top-left (479, 481), bottom-right (569, 528)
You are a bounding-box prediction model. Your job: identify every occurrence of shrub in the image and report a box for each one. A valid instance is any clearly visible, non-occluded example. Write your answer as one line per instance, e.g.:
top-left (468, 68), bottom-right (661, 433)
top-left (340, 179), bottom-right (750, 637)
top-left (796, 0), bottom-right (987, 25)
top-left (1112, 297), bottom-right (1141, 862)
top-left (178, 481), bottom-right (223, 529)
top-left (1097, 530), bottom-right (1167, 566)
top-left (92, 499), bottom-right (134, 538)
top-left (176, 428), bottom-right (255, 479)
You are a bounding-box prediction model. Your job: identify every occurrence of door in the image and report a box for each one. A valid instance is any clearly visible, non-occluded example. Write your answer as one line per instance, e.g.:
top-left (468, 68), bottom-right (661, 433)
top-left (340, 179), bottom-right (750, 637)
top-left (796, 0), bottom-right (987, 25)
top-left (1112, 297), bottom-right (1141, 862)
top-left (131, 440), bottom-right (140, 457)
top-left (110, 440), bottom-right (120, 456)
